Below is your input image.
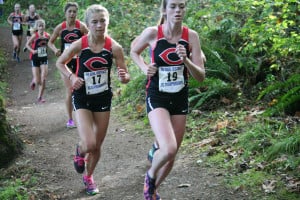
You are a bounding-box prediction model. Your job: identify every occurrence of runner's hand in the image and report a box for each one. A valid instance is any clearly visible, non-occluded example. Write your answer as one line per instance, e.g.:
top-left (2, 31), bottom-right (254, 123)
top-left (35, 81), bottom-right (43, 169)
top-left (147, 63), bottom-right (157, 79)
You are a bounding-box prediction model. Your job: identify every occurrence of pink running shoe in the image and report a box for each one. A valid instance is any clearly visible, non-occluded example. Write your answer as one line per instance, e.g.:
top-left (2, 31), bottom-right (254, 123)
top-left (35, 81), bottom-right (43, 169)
top-left (30, 80), bottom-right (35, 90)
top-left (74, 144), bottom-right (85, 174)
top-left (66, 119), bottom-right (76, 128)
top-left (37, 97), bottom-right (46, 103)
top-left (83, 175), bottom-right (99, 195)
top-left (144, 172), bottom-right (160, 200)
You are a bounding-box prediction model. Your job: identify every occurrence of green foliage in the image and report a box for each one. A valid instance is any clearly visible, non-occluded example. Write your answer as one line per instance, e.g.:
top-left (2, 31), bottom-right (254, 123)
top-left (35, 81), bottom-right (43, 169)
top-left (0, 179), bottom-right (29, 200)
top-left (188, 77), bottom-right (239, 109)
top-left (194, 109), bottom-right (300, 198)
top-left (185, 0), bottom-right (300, 113)
top-left (79, 0), bottom-right (160, 53)
top-left (257, 73), bottom-right (300, 116)
top-left (0, 174), bottom-right (38, 200)
top-left (267, 130), bottom-right (300, 160)
top-left (0, 49), bottom-right (7, 98)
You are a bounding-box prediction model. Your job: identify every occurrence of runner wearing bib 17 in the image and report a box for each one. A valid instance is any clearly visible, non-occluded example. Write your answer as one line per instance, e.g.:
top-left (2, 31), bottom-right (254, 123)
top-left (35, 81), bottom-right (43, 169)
top-left (56, 4), bottom-right (130, 196)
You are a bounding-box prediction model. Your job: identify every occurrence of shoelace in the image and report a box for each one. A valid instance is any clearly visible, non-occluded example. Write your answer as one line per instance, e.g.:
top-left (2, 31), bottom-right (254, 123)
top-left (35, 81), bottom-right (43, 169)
top-left (145, 175), bottom-right (156, 197)
top-left (84, 176), bottom-right (97, 189)
top-left (74, 156), bottom-right (86, 166)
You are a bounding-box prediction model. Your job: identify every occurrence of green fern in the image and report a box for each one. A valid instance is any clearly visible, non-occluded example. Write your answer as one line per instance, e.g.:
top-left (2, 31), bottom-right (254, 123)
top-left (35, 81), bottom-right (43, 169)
top-left (188, 77), bottom-right (237, 109)
top-left (267, 130), bottom-right (300, 161)
top-left (201, 45), bottom-right (237, 83)
top-left (257, 74), bottom-right (300, 116)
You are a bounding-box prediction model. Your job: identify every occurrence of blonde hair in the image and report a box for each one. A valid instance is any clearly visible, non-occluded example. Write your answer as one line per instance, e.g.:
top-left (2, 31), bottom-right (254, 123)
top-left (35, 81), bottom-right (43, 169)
top-left (32, 19), bottom-right (45, 33)
top-left (85, 4), bottom-right (109, 25)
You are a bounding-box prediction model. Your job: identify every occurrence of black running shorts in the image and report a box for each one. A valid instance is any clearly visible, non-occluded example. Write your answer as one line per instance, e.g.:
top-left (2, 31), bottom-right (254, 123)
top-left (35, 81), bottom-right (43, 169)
top-left (72, 92), bottom-right (112, 112)
top-left (146, 91), bottom-right (189, 115)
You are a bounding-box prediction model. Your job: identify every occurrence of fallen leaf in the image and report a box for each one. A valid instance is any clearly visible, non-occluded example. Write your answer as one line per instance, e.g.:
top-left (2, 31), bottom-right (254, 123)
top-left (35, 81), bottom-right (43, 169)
top-left (262, 180), bottom-right (276, 193)
top-left (136, 104), bottom-right (144, 113)
top-left (220, 97), bottom-right (231, 104)
top-left (214, 120), bottom-right (229, 131)
top-left (193, 137), bottom-right (221, 147)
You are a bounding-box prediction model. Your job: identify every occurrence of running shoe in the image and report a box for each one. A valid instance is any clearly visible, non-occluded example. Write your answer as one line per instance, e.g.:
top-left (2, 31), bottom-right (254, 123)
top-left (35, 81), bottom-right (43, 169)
top-left (37, 97), bottom-right (46, 103)
top-left (66, 119), bottom-right (76, 128)
top-left (147, 143), bottom-right (159, 163)
top-left (83, 175), bottom-right (99, 195)
top-left (23, 47), bottom-right (27, 52)
top-left (144, 172), bottom-right (160, 200)
top-left (74, 144), bottom-right (85, 174)
top-left (30, 80), bottom-right (35, 90)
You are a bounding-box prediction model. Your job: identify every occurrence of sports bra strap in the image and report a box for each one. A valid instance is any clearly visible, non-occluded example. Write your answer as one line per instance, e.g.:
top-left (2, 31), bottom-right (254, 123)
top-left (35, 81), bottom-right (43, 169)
top-left (157, 25), bottom-right (164, 39)
top-left (81, 35), bottom-right (112, 51)
top-left (104, 36), bottom-right (112, 51)
top-left (62, 20), bottom-right (81, 29)
top-left (157, 25), bottom-right (189, 42)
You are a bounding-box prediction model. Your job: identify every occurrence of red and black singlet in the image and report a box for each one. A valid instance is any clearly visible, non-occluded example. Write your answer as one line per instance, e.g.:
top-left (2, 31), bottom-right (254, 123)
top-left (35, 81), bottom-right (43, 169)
top-left (60, 20), bottom-right (83, 53)
top-left (10, 12), bottom-right (23, 32)
top-left (30, 31), bottom-right (50, 60)
top-left (147, 25), bottom-right (190, 94)
top-left (74, 35), bottom-right (113, 97)
top-left (26, 14), bottom-right (39, 30)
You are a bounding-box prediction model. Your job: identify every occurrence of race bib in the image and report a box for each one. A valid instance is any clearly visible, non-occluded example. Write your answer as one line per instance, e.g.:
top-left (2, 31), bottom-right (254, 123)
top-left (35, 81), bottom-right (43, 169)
top-left (37, 47), bottom-right (47, 57)
top-left (158, 65), bottom-right (185, 93)
top-left (64, 43), bottom-right (76, 58)
top-left (84, 69), bottom-right (109, 95)
top-left (64, 43), bottom-right (71, 50)
top-left (13, 22), bottom-right (21, 31)
top-left (29, 21), bottom-right (35, 28)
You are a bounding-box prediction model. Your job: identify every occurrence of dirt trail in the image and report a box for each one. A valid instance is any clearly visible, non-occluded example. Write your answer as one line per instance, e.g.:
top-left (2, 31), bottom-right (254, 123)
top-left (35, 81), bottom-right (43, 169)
top-left (1, 27), bottom-right (249, 200)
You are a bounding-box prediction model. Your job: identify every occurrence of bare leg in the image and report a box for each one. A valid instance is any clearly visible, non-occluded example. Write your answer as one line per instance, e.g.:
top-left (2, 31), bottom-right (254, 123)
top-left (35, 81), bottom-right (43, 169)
top-left (38, 64), bottom-right (48, 99)
top-left (61, 73), bottom-right (74, 123)
top-left (75, 110), bottom-right (110, 176)
top-left (147, 110), bottom-right (186, 187)
top-left (155, 115), bottom-right (186, 187)
top-left (147, 108), bottom-right (178, 179)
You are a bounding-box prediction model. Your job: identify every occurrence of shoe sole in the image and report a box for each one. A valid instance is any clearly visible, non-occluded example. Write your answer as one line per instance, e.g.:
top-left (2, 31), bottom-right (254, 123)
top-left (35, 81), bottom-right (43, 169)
top-left (67, 125), bottom-right (77, 128)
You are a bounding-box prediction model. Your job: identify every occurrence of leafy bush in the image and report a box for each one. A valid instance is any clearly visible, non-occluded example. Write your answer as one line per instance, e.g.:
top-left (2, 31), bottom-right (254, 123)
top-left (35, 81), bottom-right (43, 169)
top-left (267, 129), bottom-right (300, 161)
top-left (189, 77), bottom-right (239, 110)
top-left (257, 73), bottom-right (300, 116)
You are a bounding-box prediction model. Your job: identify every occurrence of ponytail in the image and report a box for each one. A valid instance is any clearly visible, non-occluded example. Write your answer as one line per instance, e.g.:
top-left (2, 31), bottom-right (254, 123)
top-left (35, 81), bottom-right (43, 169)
top-left (158, 0), bottom-right (167, 25)
top-left (158, 15), bottom-right (165, 25)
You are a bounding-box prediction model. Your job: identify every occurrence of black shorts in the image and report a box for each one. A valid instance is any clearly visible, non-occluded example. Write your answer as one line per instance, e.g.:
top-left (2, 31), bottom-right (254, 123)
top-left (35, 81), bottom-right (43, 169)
top-left (12, 30), bottom-right (23, 36)
top-left (146, 91), bottom-right (189, 115)
top-left (67, 58), bottom-right (78, 73)
top-left (72, 92), bottom-right (112, 112)
top-left (31, 58), bottom-right (48, 67)
top-left (26, 30), bottom-right (31, 36)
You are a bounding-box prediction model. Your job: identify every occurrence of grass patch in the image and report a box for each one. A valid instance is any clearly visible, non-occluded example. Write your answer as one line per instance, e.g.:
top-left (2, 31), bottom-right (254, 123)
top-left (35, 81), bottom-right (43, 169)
top-left (0, 48), bottom-right (8, 98)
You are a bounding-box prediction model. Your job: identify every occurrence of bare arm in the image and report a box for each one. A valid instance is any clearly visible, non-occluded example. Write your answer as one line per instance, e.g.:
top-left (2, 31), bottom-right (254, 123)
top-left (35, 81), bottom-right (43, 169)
top-left (80, 21), bottom-right (89, 35)
top-left (112, 40), bottom-right (130, 84)
top-left (130, 27), bottom-right (158, 78)
top-left (177, 29), bottom-right (205, 82)
top-left (56, 39), bottom-right (83, 90)
top-left (7, 14), bottom-right (12, 25)
top-left (25, 34), bottom-right (37, 54)
top-left (48, 24), bottom-right (61, 57)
